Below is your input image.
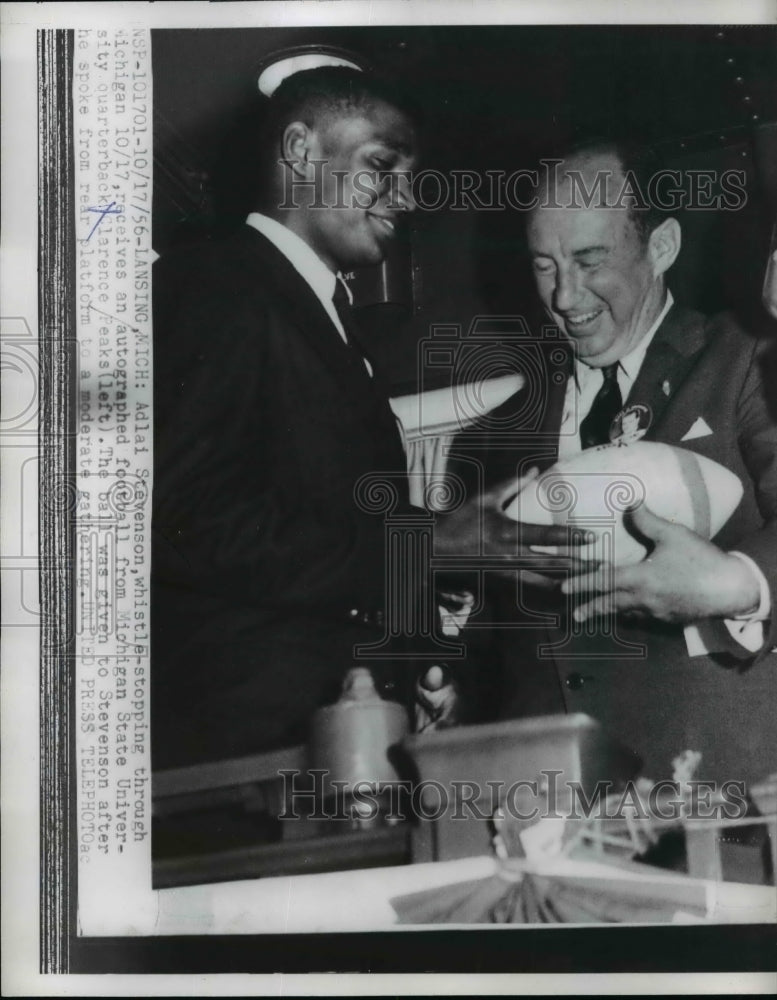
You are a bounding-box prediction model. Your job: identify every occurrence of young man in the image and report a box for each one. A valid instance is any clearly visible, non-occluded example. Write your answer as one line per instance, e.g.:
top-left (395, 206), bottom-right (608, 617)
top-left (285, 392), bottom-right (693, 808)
top-left (151, 67), bottom-right (420, 768)
top-left (151, 67), bottom-right (578, 768)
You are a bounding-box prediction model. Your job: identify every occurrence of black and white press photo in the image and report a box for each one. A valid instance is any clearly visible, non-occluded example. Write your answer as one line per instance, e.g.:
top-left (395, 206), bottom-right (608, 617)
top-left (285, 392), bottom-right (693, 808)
top-left (2, 1), bottom-right (777, 994)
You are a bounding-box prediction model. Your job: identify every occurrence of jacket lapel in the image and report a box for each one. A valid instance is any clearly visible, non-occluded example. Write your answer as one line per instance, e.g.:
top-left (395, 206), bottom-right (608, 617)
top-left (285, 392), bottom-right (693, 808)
top-left (539, 306), bottom-right (709, 448)
top-left (625, 304), bottom-right (709, 438)
top-left (239, 227), bottom-right (386, 407)
top-left (238, 226), bottom-right (408, 473)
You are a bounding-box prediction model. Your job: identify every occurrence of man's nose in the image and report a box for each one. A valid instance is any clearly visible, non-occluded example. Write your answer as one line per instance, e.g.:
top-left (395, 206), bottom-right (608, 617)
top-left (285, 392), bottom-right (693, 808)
top-left (389, 171), bottom-right (416, 213)
top-left (552, 267), bottom-right (582, 312)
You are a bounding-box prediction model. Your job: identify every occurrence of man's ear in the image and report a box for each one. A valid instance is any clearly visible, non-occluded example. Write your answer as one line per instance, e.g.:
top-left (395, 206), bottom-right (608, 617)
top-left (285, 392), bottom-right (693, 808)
top-left (281, 121), bottom-right (316, 178)
top-left (648, 217), bottom-right (682, 278)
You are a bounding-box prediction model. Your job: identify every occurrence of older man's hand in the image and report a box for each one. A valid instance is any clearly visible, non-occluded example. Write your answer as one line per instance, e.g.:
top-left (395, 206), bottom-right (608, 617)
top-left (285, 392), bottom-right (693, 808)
top-left (561, 504), bottom-right (761, 625)
top-left (434, 468), bottom-right (597, 581)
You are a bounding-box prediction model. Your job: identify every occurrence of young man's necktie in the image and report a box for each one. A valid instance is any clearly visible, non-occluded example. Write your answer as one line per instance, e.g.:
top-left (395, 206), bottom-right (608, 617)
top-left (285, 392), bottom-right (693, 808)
top-left (332, 276), bottom-right (358, 344)
top-left (332, 275), bottom-right (373, 376)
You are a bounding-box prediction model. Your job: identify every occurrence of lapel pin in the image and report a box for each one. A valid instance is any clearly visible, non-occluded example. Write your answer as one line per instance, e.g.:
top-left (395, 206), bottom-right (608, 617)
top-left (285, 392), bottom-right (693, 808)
top-left (662, 379), bottom-right (671, 397)
top-left (609, 403), bottom-right (652, 444)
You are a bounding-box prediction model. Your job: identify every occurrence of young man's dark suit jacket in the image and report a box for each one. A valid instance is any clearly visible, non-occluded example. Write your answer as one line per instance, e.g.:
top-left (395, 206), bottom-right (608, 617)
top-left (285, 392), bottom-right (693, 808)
top-left (151, 225), bottom-right (411, 768)
top-left (452, 304), bottom-right (777, 787)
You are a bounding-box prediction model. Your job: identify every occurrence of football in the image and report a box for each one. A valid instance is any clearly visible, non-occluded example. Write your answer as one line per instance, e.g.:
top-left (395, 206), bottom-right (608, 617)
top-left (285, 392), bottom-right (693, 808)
top-left (504, 441), bottom-right (744, 567)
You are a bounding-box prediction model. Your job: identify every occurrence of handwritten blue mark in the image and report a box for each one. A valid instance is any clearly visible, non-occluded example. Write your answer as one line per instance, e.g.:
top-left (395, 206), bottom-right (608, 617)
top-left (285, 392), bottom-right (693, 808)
top-left (84, 202), bottom-right (123, 241)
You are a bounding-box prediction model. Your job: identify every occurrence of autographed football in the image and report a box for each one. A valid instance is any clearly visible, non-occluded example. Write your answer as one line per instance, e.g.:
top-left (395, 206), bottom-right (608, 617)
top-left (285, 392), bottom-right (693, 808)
top-left (504, 440), bottom-right (744, 567)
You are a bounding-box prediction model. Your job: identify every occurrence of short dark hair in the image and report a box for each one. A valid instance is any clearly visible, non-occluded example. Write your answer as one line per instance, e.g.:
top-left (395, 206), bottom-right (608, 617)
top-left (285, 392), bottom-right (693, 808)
top-left (211, 66), bottom-right (419, 226)
top-left (262, 65), bottom-right (420, 151)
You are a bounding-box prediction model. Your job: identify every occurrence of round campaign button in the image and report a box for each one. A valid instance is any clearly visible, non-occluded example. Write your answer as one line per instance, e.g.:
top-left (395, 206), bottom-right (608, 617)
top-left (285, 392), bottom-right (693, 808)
top-left (609, 403), bottom-right (652, 444)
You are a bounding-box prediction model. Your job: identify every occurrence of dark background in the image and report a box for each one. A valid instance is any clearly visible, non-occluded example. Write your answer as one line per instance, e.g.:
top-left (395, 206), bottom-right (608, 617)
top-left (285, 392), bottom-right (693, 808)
top-left (152, 25), bottom-right (777, 392)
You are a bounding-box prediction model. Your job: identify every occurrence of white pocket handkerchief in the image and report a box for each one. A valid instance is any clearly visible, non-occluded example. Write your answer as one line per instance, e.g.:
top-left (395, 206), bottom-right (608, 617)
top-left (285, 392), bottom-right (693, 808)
top-left (681, 416), bottom-right (713, 442)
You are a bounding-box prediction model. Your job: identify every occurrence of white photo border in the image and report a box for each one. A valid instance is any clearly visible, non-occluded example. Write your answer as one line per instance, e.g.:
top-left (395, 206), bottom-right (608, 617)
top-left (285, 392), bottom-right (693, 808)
top-left (4, 0), bottom-right (777, 993)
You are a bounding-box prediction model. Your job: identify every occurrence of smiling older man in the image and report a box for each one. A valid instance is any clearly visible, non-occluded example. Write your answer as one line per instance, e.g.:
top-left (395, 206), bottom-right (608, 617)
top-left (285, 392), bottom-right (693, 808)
top-left (469, 137), bottom-right (777, 792)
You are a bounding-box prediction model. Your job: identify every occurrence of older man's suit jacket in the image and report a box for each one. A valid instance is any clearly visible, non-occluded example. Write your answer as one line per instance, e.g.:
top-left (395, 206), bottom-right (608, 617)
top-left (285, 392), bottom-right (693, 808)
top-left (151, 226), bottom-right (410, 768)
top-left (457, 304), bottom-right (777, 786)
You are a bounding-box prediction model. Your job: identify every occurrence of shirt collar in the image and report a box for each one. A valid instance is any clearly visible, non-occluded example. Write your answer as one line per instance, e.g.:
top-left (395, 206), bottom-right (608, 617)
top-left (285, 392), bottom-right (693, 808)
top-left (617, 290), bottom-right (674, 381)
top-left (245, 212), bottom-right (336, 306)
